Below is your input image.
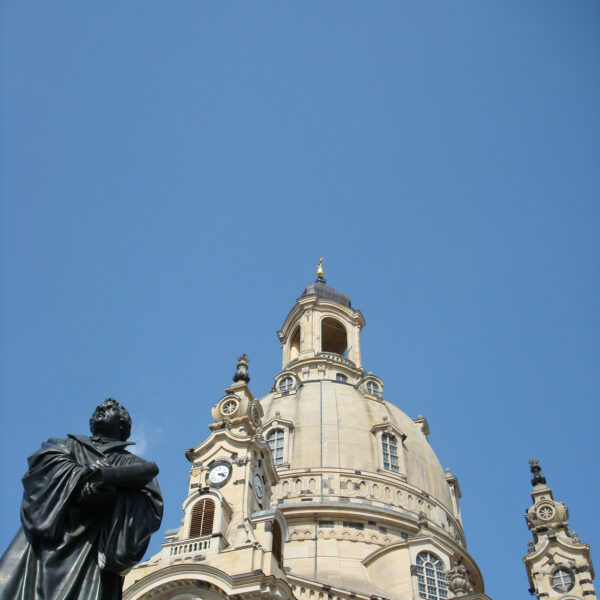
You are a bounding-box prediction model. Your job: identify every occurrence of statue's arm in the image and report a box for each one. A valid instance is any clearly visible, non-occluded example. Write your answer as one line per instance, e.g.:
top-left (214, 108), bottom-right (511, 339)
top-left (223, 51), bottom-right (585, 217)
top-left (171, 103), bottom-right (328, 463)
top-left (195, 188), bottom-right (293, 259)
top-left (96, 459), bottom-right (163, 574)
top-left (91, 461), bottom-right (159, 489)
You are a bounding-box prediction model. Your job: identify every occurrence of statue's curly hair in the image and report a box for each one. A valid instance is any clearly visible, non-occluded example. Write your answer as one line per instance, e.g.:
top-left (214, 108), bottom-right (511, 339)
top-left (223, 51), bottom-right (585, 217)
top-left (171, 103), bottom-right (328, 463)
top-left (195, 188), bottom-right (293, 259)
top-left (89, 398), bottom-right (132, 441)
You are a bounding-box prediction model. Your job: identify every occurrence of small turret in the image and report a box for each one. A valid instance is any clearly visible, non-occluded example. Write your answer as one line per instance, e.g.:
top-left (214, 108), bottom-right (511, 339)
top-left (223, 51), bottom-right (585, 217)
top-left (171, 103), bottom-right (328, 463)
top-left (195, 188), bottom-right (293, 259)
top-left (209, 355), bottom-right (262, 436)
top-left (523, 460), bottom-right (596, 600)
top-left (276, 262), bottom-right (366, 381)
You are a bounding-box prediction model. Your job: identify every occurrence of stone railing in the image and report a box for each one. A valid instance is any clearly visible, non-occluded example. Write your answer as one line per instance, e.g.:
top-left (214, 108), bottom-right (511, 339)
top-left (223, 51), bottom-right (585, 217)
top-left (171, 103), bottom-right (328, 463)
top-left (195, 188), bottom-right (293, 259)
top-left (165, 535), bottom-right (212, 558)
top-left (316, 352), bottom-right (355, 368)
top-left (272, 470), bottom-right (465, 547)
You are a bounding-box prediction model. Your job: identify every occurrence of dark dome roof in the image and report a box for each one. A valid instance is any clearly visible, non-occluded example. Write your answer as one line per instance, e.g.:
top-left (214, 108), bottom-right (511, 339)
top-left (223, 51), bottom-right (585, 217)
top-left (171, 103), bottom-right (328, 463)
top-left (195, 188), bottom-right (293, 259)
top-left (301, 279), bottom-right (351, 307)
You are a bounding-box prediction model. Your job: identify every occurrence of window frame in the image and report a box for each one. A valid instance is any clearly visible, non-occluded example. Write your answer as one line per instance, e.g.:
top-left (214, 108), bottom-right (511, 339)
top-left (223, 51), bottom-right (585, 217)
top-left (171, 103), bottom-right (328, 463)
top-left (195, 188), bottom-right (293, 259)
top-left (371, 423), bottom-right (407, 478)
top-left (278, 376), bottom-right (294, 392)
top-left (382, 432), bottom-right (400, 473)
top-left (272, 519), bottom-right (283, 564)
top-left (189, 498), bottom-right (215, 538)
top-left (267, 428), bottom-right (286, 466)
top-left (551, 567), bottom-right (575, 593)
top-left (415, 551), bottom-right (448, 600)
top-left (361, 375), bottom-right (385, 400)
top-left (366, 381), bottom-right (381, 397)
top-left (320, 316), bottom-right (348, 356)
top-left (263, 417), bottom-right (295, 470)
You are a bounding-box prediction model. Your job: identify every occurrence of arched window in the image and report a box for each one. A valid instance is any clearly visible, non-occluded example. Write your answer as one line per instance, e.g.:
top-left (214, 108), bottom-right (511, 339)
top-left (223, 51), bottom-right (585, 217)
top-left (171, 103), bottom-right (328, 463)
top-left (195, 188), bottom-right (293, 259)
top-left (366, 381), bottom-right (381, 397)
top-left (416, 552), bottom-right (447, 600)
top-left (272, 519), bottom-right (283, 564)
top-left (189, 498), bottom-right (215, 538)
top-left (551, 568), bottom-right (574, 592)
top-left (382, 433), bottom-right (399, 473)
top-left (321, 317), bottom-right (347, 355)
top-left (267, 429), bottom-right (285, 466)
top-left (336, 373), bottom-right (348, 383)
top-left (289, 326), bottom-right (300, 360)
top-left (278, 376), bottom-right (294, 392)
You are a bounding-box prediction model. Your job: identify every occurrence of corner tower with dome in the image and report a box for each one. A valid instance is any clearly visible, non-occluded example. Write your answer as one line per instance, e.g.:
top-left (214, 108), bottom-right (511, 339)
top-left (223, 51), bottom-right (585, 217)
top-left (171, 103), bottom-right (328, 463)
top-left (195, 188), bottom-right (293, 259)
top-left (123, 264), bottom-right (492, 600)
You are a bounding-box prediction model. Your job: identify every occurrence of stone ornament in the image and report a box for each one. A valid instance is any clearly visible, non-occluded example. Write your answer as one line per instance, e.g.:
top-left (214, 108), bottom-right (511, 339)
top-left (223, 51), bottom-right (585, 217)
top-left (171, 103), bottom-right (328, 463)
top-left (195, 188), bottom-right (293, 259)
top-left (446, 562), bottom-right (474, 596)
top-left (233, 353), bottom-right (250, 383)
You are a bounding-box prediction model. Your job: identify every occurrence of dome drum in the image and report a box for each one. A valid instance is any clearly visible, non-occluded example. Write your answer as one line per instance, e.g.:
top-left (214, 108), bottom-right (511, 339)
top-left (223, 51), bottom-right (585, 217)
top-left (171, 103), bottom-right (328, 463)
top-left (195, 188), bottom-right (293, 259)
top-left (269, 474), bottom-right (465, 547)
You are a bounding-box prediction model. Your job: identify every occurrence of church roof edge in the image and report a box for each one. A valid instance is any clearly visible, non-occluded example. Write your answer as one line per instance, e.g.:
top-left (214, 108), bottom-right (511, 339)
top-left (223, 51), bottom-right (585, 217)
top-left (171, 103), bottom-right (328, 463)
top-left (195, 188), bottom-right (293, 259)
top-left (301, 280), bottom-right (352, 308)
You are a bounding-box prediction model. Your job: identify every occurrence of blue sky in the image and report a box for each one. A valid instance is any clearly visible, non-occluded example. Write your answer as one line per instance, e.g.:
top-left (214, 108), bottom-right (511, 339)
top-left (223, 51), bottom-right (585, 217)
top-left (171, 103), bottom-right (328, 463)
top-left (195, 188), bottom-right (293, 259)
top-left (1, 3), bottom-right (599, 598)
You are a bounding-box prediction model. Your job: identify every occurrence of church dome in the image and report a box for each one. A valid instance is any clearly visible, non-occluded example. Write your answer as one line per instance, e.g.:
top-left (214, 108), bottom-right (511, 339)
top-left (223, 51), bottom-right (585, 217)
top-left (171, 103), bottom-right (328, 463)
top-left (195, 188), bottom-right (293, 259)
top-left (260, 383), bottom-right (454, 512)
top-left (123, 267), bottom-right (486, 600)
top-left (254, 268), bottom-right (479, 597)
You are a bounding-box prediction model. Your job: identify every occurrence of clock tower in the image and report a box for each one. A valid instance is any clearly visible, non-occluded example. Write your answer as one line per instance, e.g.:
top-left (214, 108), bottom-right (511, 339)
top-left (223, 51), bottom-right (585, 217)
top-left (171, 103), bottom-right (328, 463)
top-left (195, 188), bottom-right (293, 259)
top-left (123, 356), bottom-right (294, 600)
top-left (523, 460), bottom-right (596, 600)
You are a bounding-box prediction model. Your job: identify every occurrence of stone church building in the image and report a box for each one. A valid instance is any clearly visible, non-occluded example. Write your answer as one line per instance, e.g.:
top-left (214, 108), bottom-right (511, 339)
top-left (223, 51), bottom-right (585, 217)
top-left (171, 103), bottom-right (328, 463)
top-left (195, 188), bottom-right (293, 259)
top-left (123, 267), bottom-right (595, 600)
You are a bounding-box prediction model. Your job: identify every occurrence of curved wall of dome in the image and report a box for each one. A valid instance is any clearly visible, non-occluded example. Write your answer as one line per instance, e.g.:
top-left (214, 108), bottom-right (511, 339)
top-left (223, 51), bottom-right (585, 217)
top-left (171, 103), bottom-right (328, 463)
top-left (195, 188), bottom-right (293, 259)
top-left (255, 277), bottom-right (483, 597)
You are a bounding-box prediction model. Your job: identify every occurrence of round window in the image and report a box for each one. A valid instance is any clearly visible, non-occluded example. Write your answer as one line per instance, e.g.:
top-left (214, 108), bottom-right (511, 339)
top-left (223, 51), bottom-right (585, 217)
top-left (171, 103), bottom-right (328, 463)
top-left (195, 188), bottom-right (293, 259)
top-left (551, 568), bottom-right (574, 592)
top-left (220, 398), bottom-right (239, 416)
top-left (537, 504), bottom-right (555, 521)
top-left (278, 377), bottom-right (294, 392)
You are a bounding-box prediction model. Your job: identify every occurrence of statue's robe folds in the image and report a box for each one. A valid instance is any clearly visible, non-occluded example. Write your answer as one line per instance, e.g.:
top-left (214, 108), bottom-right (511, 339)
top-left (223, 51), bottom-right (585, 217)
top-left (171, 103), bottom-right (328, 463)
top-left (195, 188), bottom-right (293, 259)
top-left (0, 435), bottom-right (163, 600)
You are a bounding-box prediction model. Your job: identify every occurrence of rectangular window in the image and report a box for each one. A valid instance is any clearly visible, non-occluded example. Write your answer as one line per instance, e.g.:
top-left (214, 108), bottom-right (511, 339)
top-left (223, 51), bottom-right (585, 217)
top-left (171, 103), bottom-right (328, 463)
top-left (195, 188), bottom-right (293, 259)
top-left (342, 521), bottom-right (364, 530)
top-left (319, 520), bottom-right (334, 527)
top-left (382, 433), bottom-right (400, 473)
top-left (267, 429), bottom-right (285, 466)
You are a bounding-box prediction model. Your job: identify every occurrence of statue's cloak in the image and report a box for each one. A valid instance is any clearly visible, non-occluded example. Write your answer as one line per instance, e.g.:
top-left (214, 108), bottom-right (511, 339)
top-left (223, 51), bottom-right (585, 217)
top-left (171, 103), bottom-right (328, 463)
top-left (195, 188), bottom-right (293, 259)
top-left (0, 435), bottom-right (163, 600)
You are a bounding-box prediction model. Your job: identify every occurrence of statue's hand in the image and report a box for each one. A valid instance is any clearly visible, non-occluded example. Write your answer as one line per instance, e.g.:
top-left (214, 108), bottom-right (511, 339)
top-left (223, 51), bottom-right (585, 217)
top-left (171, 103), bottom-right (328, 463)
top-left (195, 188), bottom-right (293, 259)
top-left (83, 459), bottom-right (110, 478)
top-left (78, 482), bottom-right (117, 505)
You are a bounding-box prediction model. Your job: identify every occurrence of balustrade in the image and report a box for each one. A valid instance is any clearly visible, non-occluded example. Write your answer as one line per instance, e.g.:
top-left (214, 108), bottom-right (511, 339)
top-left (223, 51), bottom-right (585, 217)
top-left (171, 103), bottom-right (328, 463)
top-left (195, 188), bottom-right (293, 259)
top-left (167, 536), bottom-right (211, 557)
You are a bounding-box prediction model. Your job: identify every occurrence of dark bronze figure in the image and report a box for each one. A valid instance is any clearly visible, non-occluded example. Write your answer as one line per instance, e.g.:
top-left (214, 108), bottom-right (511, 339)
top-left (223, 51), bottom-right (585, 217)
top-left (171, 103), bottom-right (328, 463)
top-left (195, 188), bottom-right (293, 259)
top-left (0, 398), bottom-right (163, 599)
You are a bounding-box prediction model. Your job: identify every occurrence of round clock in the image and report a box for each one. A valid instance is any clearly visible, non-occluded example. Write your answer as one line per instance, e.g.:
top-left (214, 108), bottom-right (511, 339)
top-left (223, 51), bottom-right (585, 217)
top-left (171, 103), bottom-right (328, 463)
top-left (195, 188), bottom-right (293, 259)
top-left (253, 474), bottom-right (265, 499)
top-left (207, 462), bottom-right (232, 487)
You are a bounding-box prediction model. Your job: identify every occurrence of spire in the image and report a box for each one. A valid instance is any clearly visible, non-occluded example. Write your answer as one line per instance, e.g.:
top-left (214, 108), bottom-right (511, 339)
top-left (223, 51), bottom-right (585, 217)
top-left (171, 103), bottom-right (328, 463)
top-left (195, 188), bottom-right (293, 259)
top-left (316, 257), bottom-right (325, 283)
top-left (233, 353), bottom-right (250, 383)
top-left (529, 458), bottom-right (546, 487)
top-left (523, 459), bottom-right (596, 600)
top-left (301, 259), bottom-right (352, 308)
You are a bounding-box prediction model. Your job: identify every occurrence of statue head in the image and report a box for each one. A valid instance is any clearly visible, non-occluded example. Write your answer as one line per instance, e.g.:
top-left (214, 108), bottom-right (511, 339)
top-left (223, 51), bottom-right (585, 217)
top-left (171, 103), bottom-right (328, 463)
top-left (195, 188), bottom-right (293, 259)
top-left (89, 398), bottom-right (132, 441)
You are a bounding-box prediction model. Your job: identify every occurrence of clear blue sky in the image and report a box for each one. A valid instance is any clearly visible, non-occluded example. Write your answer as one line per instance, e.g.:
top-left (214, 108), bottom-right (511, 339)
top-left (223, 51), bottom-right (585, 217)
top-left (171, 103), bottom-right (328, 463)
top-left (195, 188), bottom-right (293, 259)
top-left (1, 3), bottom-right (599, 598)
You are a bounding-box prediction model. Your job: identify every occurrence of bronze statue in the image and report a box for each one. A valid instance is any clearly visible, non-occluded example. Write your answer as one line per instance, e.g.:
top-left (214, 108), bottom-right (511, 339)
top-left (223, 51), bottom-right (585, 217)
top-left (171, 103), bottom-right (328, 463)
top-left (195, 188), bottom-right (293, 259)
top-left (0, 398), bottom-right (163, 599)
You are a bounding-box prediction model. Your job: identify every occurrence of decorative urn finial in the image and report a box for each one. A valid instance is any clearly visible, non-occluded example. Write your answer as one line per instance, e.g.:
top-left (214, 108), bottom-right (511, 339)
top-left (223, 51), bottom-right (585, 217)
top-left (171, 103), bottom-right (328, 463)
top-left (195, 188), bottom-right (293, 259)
top-left (316, 257), bottom-right (325, 282)
top-left (233, 353), bottom-right (250, 383)
top-left (529, 458), bottom-right (546, 487)
top-left (446, 562), bottom-right (473, 597)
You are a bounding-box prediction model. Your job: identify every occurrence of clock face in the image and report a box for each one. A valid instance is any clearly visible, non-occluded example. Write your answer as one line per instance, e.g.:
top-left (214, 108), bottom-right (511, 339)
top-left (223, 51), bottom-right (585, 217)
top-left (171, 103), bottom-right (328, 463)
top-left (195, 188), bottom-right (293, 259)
top-left (207, 462), bottom-right (232, 486)
top-left (253, 474), bottom-right (264, 499)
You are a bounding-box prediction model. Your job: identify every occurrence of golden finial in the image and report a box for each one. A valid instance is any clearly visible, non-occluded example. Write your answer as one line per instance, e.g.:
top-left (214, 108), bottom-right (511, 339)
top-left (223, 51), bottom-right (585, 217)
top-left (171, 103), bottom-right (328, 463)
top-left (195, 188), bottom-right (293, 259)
top-left (316, 257), bottom-right (325, 280)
